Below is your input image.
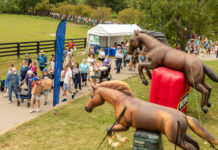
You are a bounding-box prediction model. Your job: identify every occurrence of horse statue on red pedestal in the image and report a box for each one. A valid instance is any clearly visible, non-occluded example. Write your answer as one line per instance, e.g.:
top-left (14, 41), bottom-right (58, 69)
top-left (128, 30), bottom-right (218, 113)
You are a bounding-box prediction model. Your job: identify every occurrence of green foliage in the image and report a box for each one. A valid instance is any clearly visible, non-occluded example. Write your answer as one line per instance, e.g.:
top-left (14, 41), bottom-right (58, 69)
top-left (35, 0), bottom-right (55, 12)
top-left (91, 7), bottom-right (112, 20)
top-left (132, 0), bottom-right (217, 50)
top-left (117, 8), bottom-right (140, 24)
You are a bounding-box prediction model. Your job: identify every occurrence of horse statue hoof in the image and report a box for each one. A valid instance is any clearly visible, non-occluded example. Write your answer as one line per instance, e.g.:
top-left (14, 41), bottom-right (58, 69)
top-left (123, 137), bottom-right (129, 143)
top-left (142, 79), bottom-right (148, 86)
top-left (207, 102), bottom-right (211, 108)
top-left (115, 142), bottom-right (122, 147)
top-left (202, 107), bottom-right (208, 114)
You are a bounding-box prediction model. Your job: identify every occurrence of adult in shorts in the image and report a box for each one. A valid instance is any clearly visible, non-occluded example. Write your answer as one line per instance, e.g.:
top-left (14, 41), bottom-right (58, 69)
top-left (88, 62), bottom-right (97, 90)
top-left (98, 48), bottom-right (105, 65)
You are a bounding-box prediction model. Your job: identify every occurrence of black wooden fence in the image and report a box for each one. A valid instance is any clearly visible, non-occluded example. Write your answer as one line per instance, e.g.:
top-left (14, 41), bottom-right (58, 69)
top-left (0, 38), bottom-right (87, 58)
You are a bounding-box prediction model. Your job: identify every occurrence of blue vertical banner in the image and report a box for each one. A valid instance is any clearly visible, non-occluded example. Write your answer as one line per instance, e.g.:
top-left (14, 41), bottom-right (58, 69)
top-left (53, 19), bottom-right (67, 107)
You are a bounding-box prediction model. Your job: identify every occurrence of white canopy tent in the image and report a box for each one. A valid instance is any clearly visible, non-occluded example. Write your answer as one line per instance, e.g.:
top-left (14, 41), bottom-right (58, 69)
top-left (86, 24), bottom-right (142, 52)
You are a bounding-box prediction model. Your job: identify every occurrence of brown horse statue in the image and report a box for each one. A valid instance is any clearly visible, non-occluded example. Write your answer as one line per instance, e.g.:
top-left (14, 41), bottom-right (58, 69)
top-left (85, 81), bottom-right (218, 150)
top-left (128, 30), bottom-right (218, 113)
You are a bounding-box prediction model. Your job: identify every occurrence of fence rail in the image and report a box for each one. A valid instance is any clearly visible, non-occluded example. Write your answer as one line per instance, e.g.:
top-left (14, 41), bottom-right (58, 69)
top-left (0, 38), bottom-right (86, 58)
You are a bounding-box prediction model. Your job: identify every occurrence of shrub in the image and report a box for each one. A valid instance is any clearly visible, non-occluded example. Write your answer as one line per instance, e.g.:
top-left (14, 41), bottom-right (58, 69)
top-left (35, 0), bottom-right (55, 12)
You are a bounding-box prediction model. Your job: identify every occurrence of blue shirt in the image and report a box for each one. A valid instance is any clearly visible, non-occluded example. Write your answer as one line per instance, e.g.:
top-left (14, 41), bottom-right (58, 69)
top-left (37, 55), bottom-right (47, 67)
top-left (80, 63), bottom-right (89, 74)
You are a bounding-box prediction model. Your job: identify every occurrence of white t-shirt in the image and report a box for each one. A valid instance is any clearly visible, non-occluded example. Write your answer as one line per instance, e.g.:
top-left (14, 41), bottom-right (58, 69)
top-left (50, 61), bottom-right (55, 72)
top-left (89, 66), bottom-right (96, 76)
top-left (99, 51), bottom-right (105, 58)
top-left (87, 58), bottom-right (95, 64)
top-left (64, 69), bottom-right (72, 84)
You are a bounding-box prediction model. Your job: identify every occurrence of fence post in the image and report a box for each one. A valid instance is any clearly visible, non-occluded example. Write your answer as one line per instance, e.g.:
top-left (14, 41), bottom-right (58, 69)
top-left (54, 40), bottom-right (56, 52)
top-left (84, 38), bottom-right (87, 48)
top-left (37, 41), bottom-right (40, 54)
top-left (17, 43), bottom-right (20, 58)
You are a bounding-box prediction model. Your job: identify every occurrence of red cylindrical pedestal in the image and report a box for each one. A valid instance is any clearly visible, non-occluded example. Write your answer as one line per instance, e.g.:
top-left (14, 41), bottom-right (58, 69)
top-left (149, 67), bottom-right (190, 112)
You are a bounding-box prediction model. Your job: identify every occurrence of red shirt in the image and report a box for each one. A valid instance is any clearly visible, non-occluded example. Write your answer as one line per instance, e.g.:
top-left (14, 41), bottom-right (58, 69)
top-left (68, 42), bottom-right (74, 49)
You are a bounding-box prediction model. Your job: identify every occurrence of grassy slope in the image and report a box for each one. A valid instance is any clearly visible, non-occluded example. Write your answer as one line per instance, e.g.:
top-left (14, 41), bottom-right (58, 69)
top-left (0, 14), bottom-right (90, 79)
top-left (0, 14), bottom-right (90, 43)
top-left (0, 60), bottom-right (217, 150)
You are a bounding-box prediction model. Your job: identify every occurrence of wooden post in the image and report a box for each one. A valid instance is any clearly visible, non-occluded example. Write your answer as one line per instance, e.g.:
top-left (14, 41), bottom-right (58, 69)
top-left (84, 38), bottom-right (87, 48)
top-left (17, 43), bottom-right (20, 58)
top-left (54, 40), bottom-right (56, 52)
top-left (37, 41), bottom-right (40, 54)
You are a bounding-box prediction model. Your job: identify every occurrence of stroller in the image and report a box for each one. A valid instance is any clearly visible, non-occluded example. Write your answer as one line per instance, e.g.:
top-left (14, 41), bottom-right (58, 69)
top-left (18, 83), bottom-right (31, 107)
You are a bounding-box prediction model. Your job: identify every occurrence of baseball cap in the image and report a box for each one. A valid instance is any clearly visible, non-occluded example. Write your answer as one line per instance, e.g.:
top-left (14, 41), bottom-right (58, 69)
top-left (32, 77), bottom-right (39, 81)
top-left (43, 68), bottom-right (48, 72)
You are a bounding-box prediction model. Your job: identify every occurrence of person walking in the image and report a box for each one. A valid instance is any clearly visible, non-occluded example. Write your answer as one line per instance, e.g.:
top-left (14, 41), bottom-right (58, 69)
top-left (80, 59), bottom-right (89, 87)
top-left (31, 61), bottom-right (38, 76)
top-left (98, 48), bottom-right (105, 65)
top-left (103, 55), bottom-right (112, 79)
top-left (20, 60), bottom-right (30, 82)
top-left (41, 68), bottom-right (51, 105)
top-left (37, 51), bottom-right (48, 74)
top-left (30, 77), bottom-right (43, 113)
top-left (122, 46), bottom-right (128, 67)
top-left (73, 63), bottom-right (81, 94)
top-left (139, 50), bottom-right (146, 63)
top-left (6, 68), bottom-right (20, 105)
top-left (88, 62), bottom-right (97, 89)
top-left (25, 54), bottom-right (32, 67)
top-left (62, 66), bottom-right (74, 102)
top-left (115, 50), bottom-right (123, 73)
top-left (132, 50), bottom-right (139, 73)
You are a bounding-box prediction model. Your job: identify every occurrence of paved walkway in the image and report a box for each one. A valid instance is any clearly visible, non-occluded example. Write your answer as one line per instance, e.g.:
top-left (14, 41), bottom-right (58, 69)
top-left (0, 64), bottom-right (135, 134)
top-left (0, 53), bottom-right (217, 134)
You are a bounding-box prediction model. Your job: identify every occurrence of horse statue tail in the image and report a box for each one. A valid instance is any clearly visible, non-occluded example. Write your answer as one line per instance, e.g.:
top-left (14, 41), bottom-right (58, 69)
top-left (203, 63), bottom-right (218, 82)
top-left (186, 116), bottom-right (218, 145)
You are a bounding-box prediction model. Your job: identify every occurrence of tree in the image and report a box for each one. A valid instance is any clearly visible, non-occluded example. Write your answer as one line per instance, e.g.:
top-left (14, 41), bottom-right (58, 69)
top-left (103, 0), bottom-right (127, 13)
top-left (133, 0), bottom-right (217, 50)
top-left (92, 7), bottom-right (112, 20)
top-left (17, 0), bottom-right (42, 13)
top-left (35, 0), bottom-right (54, 12)
top-left (118, 8), bottom-right (140, 23)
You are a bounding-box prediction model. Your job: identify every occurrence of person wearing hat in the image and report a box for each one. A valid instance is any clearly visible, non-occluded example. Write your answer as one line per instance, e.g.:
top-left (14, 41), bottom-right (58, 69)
top-left (25, 53), bottom-right (32, 67)
top-left (22, 70), bottom-right (35, 89)
top-left (41, 68), bottom-right (51, 105)
top-left (37, 51), bottom-right (48, 74)
top-left (20, 60), bottom-right (30, 82)
top-left (30, 77), bottom-right (43, 113)
top-left (5, 68), bottom-right (20, 105)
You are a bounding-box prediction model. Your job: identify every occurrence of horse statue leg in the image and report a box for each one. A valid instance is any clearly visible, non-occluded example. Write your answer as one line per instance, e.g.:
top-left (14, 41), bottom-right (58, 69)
top-left (115, 132), bottom-right (129, 143)
top-left (107, 123), bottom-right (130, 148)
top-left (138, 62), bottom-right (152, 86)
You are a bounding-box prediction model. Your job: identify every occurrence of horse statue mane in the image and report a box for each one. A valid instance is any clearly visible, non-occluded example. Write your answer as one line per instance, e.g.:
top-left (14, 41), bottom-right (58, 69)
top-left (139, 30), bottom-right (170, 46)
top-left (97, 81), bottom-right (134, 97)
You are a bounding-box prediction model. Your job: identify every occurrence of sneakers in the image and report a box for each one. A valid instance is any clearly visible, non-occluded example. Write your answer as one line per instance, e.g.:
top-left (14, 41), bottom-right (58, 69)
top-left (72, 93), bottom-right (75, 99)
top-left (61, 98), bottom-right (67, 102)
top-left (29, 109), bottom-right (35, 113)
top-left (8, 101), bottom-right (12, 104)
top-left (44, 101), bottom-right (48, 105)
top-left (36, 108), bottom-right (40, 112)
top-left (17, 101), bottom-right (20, 106)
top-left (85, 82), bottom-right (87, 86)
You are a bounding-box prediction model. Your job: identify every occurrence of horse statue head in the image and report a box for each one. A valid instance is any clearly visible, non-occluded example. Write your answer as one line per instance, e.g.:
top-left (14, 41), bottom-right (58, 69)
top-left (128, 29), bottom-right (170, 55)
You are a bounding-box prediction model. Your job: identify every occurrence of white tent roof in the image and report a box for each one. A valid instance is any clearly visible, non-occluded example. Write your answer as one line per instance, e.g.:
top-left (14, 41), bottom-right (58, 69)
top-left (88, 24), bottom-right (142, 36)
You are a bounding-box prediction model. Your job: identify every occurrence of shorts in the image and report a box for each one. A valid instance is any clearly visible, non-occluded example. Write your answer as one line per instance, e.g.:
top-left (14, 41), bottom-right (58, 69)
top-left (98, 58), bottom-right (105, 61)
top-left (51, 73), bottom-right (54, 79)
top-left (31, 95), bottom-right (41, 101)
top-left (43, 90), bottom-right (50, 95)
top-left (90, 75), bottom-right (96, 79)
top-left (60, 81), bottom-right (64, 87)
top-left (64, 83), bottom-right (72, 90)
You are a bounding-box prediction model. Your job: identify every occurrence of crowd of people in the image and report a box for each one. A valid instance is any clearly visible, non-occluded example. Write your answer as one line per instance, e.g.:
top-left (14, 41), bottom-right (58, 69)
top-left (176, 34), bottom-right (218, 57)
top-left (50, 12), bottom-right (116, 26)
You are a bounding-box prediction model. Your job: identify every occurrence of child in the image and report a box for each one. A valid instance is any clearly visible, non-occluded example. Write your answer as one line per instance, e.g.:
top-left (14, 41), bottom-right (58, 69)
top-left (128, 55), bottom-right (133, 73)
top-left (132, 50), bottom-right (139, 73)
top-left (30, 77), bottom-right (43, 113)
top-left (31, 61), bottom-right (38, 76)
top-left (88, 62), bottom-right (97, 90)
top-left (73, 63), bottom-right (81, 94)
top-left (62, 66), bottom-right (74, 102)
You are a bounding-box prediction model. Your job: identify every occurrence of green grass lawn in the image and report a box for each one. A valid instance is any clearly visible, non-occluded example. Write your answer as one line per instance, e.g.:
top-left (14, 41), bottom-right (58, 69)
top-left (0, 60), bottom-right (217, 150)
top-left (0, 14), bottom-right (90, 79)
top-left (0, 14), bottom-right (91, 43)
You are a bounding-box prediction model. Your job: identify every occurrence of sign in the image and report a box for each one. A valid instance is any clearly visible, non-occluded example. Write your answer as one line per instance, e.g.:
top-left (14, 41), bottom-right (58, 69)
top-left (89, 34), bottom-right (100, 45)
